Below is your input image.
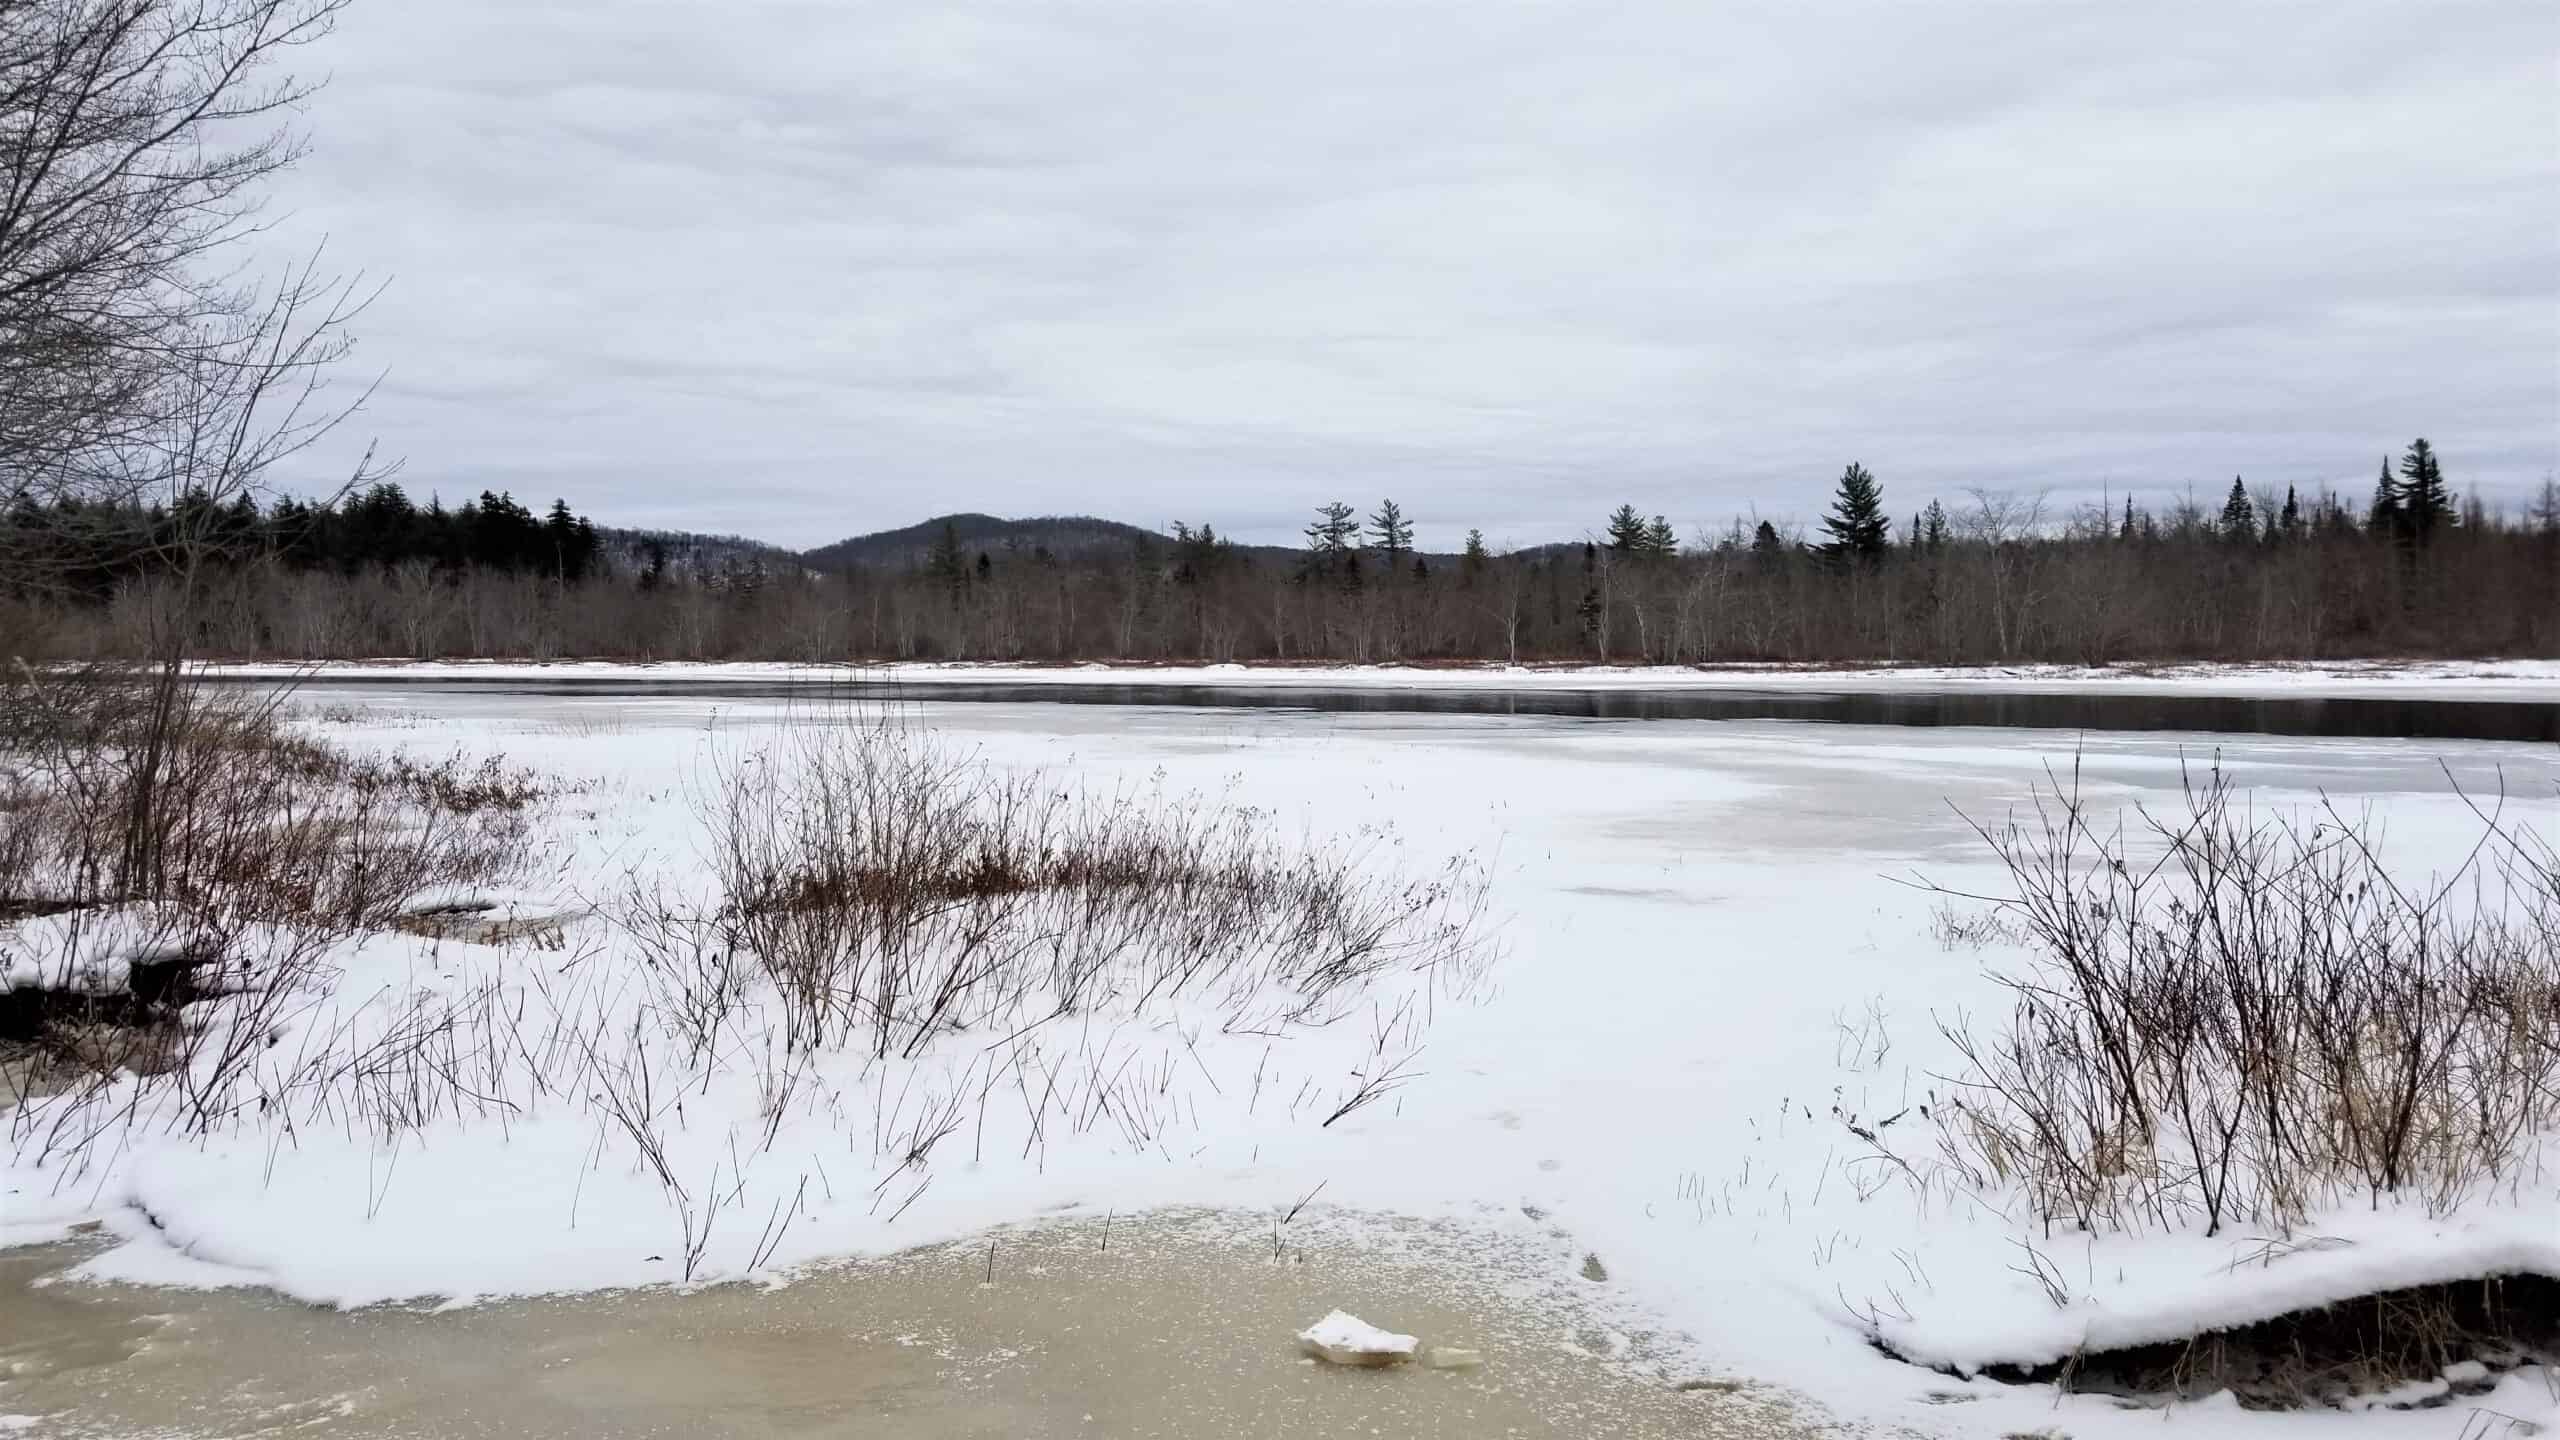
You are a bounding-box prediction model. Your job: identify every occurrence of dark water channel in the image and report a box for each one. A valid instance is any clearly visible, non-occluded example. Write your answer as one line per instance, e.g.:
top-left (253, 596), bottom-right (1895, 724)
top-left (235, 675), bottom-right (2560, 744)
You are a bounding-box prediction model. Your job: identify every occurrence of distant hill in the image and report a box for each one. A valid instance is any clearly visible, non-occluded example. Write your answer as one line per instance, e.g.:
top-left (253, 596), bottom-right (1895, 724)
top-left (803, 512), bottom-right (1481, 573)
top-left (596, 525), bottom-right (799, 578)
top-left (803, 513), bottom-right (1173, 571)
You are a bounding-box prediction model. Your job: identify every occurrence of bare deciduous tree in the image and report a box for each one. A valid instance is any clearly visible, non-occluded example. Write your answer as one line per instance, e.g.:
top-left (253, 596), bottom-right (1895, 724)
top-left (2, 0), bottom-right (382, 613)
top-left (1, 0), bottom-right (383, 891)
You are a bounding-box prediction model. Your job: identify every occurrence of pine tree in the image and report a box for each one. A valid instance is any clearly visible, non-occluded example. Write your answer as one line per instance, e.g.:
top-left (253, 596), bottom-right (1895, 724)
top-left (2218, 477), bottom-right (2258, 544)
top-left (1367, 499), bottom-right (1413, 563)
top-left (2275, 486), bottom-right (2301, 545)
top-left (2397, 438), bottom-right (2452, 543)
top-left (1170, 521), bottom-right (1227, 585)
top-left (1304, 501), bottom-right (1358, 554)
top-left (1818, 463), bottom-right (1889, 564)
top-left (1750, 519), bottom-right (1784, 561)
top-left (1302, 501), bottom-right (1359, 583)
top-left (1604, 503), bottom-right (1649, 553)
top-left (926, 520), bottom-right (967, 598)
top-left (1642, 515), bottom-right (1677, 557)
top-left (2119, 495), bottom-right (2136, 542)
top-left (1459, 528), bottom-right (1489, 587)
top-left (2367, 457), bottom-right (2404, 538)
top-left (1922, 499), bottom-right (1950, 551)
top-left (543, 499), bottom-right (584, 580)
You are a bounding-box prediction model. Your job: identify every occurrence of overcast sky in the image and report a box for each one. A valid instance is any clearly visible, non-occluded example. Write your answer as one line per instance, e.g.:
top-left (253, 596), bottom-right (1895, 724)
top-left (260, 1), bottom-right (2558, 550)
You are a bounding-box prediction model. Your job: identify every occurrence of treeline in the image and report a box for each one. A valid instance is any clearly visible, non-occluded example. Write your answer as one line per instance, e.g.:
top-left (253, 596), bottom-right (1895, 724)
top-left (5, 445), bottom-right (2556, 667)
top-left (7, 485), bottom-right (604, 596)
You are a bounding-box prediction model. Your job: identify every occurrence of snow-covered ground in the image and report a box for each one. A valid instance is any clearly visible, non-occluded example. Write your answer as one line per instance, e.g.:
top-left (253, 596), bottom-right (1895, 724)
top-left (6, 686), bottom-right (2556, 1438)
top-left (201, 655), bottom-right (2560, 700)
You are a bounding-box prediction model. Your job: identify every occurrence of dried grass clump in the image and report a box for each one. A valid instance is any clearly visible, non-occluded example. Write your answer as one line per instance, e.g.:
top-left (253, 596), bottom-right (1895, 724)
top-left (629, 714), bottom-right (1493, 1068)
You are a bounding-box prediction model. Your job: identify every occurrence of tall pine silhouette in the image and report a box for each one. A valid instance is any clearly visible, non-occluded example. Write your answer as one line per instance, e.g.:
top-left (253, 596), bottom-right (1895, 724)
top-left (2218, 477), bottom-right (2258, 543)
top-left (1818, 463), bottom-right (1890, 564)
top-left (2367, 456), bottom-right (2404, 538)
top-left (2397, 438), bottom-right (2452, 543)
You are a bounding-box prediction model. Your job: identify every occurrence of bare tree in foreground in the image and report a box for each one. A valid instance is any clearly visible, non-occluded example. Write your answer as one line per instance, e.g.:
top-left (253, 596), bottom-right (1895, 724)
top-left (2, 0), bottom-right (384, 887)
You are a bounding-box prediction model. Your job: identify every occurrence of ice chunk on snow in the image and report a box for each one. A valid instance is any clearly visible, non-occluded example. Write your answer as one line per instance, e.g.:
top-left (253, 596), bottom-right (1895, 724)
top-left (1298, 1310), bottom-right (1418, 1366)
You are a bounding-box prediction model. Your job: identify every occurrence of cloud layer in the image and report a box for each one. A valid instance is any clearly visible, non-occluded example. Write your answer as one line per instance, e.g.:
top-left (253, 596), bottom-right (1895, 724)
top-left (260, 1), bottom-right (2559, 547)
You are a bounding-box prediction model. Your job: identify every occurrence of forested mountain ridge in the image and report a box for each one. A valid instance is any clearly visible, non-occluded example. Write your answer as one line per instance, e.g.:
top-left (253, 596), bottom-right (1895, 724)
top-left (802, 514), bottom-right (1164, 570)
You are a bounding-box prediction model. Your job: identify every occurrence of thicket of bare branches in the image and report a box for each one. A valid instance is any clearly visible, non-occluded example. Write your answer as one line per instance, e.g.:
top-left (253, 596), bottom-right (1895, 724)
top-left (1928, 764), bottom-right (2560, 1239)
top-left (2, 0), bottom-right (387, 938)
top-left (0, 670), bottom-right (547, 1140)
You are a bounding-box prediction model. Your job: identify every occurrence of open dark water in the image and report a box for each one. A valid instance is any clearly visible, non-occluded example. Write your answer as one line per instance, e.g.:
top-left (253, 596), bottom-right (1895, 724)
top-left (236, 675), bottom-right (2560, 744)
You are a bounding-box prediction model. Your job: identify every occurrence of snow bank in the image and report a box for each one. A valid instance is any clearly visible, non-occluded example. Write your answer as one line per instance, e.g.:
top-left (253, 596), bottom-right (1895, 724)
top-left (1858, 1191), bottom-right (2560, 1374)
top-left (0, 902), bottom-right (200, 994)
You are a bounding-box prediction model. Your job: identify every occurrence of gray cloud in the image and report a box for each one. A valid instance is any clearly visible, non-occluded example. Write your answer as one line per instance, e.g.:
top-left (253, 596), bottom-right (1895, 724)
top-left (257, 0), bottom-right (2558, 548)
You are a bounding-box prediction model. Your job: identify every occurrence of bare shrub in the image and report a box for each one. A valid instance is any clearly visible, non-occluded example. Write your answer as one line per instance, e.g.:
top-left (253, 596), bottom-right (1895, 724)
top-left (1928, 761), bottom-right (2560, 1239)
top-left (0, 667), bottom-right (548, 1132)
top-left (1, 667), bottom-right (541, 929)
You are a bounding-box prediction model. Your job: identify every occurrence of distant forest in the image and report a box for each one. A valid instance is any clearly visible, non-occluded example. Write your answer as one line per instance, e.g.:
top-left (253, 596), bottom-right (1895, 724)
top-left (5, 441), bottom-right (2556, 666)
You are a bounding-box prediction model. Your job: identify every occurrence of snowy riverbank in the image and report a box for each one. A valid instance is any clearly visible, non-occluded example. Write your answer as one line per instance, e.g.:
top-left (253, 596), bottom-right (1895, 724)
top-left (6, 690), bottom-right (2556, 1438)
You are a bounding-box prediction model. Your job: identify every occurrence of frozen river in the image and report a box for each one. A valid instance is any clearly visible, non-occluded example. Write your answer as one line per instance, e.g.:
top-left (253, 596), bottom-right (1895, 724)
top-left (6, 680), bottom-right (2555, 1439)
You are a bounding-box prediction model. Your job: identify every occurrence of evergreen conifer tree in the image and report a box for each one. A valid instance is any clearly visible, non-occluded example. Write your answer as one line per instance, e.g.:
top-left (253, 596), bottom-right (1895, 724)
top-left (2367, 457), bottom-right (2405, 538)
top-left (1302, 502), bottom-right (1358, 583)
top-left (2218, 477), bottom-right (2258, 543)
top-left (926, 520), bottom-right (967, 597)
top-left (1367, 499), bottom-right (1413, 563)
top-left (2397, 438), bottom-right (2452, 542)
top-left (1818, 463), bottom-right (1889, 563)
top-left (1459, 528), bottom-right (1489, 587)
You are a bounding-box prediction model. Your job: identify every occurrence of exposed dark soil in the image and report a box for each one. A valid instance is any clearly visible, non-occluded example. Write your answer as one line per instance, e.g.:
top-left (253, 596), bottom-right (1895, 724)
top-left (0, 952), bottom-right (214, 1045)
top-left (1886, 1273), bottom-right (2560, 1411)
top-left (0, 896), bottom-right (93, 922)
